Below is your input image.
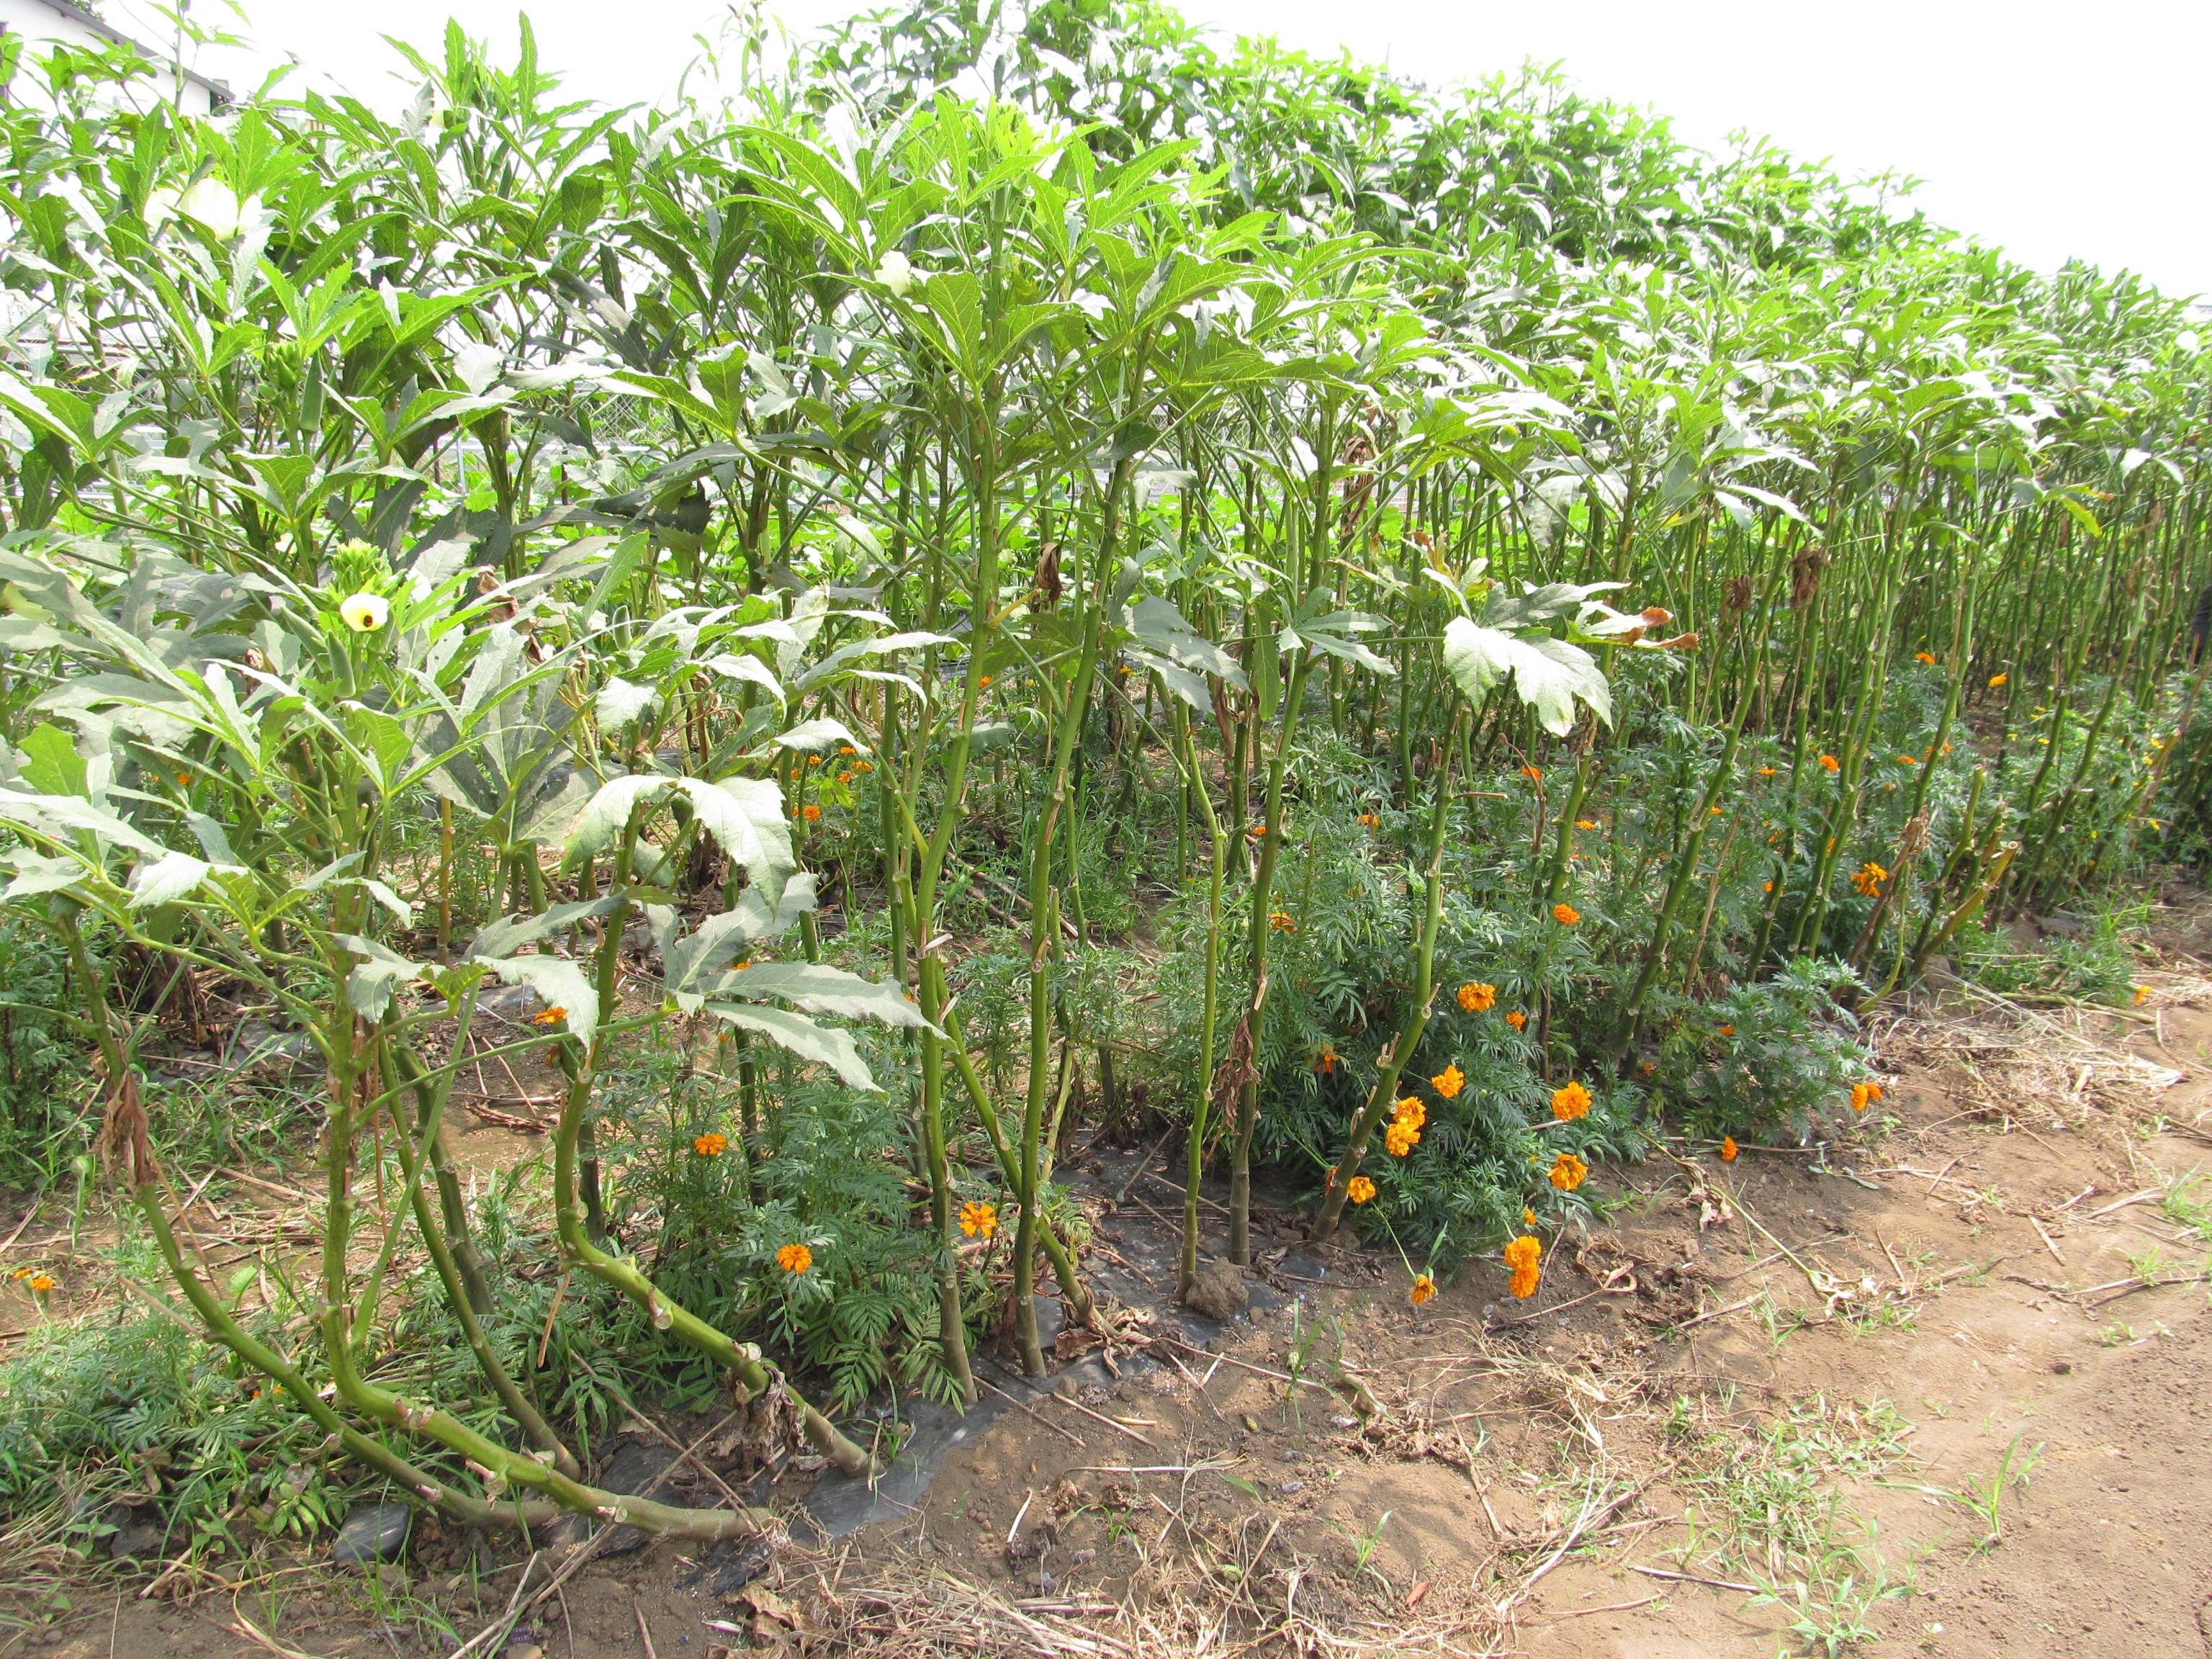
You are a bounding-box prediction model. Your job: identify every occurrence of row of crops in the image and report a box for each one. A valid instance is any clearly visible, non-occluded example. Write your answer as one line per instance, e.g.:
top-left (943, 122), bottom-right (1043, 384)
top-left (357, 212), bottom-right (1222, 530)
top-left (0, 0), bottom-right (2203, 1534)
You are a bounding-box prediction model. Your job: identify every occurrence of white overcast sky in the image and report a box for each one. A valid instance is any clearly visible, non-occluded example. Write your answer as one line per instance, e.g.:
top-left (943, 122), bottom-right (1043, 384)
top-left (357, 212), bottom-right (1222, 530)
top-left (84, 0), bottom-right (2212, 299)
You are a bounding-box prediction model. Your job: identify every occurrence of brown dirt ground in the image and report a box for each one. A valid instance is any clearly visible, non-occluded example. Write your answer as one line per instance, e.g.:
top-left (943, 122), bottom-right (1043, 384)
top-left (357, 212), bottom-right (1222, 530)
top-left (9, 958), bottom-right (2212, 1658)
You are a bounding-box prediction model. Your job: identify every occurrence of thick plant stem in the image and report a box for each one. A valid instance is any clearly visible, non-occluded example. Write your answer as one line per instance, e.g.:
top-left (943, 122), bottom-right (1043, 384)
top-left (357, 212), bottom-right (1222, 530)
top-left (915, 955), bottom-right (976, 1403)
top-left (938, 1001), bottom-right (1093, 1323)
top-left (1230, 651), bottom-right (1311, 1265)
top-left (1172, 711), bottom-right (1228, 1300)
top-left (1310, 714), bottom-right (1458, 1244)
top-left (381, 1041), bottom-right (579, 1478)
top-left (389, 1040), bottom-right (493, 1316)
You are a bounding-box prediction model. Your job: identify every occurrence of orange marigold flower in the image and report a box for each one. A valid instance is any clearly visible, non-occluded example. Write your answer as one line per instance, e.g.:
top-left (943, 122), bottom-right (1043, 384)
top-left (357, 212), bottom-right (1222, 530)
top-left (807, 755), bottom-right (822, 766)
top-left (1384, 1120), bottom-right (1421, 1156)
top-left (1988, 673), bottom-right (2008, 688)
top-left (694, 1132), bottom-right (729, 1156)
top-left (1717, 1025), bottom-right (1735, 1036)
top-left (980, 675), bottom-right (992, 688)
top-left (8, 1267), bottom-right (27, 1279)
top-left (1409, 1273), bottom-right (1437, 1305)
top-left (1521, 765), bottom-right (1542, 782)
top-left (1457, 982), bottom-right (1496, 1013)
top-left (1505, 1010), bottom-right (1527, 1031)
top-left (1897, 754), bottom-right (1917, 765)
top-left (1552, 903), bottom-right (1580, 926)
top-left (1358, 812), bottom-right (1380, 827)
top-left (839, 745), bottom-right (856, 755)
top-left (1348, 1175), bottom-right (1377, 1204)
top-left (776, 1243), bottom-right (812, 1274)
top-left (837, 771), bottom-right (853, 784)
top-left (801, 804), bottom-right (822, 822)
top-left (1763, 881), bottom-right (1774, 892)
top-left (1551, 1080), bottom-right (1591, 1122)
top-left (1549, 1152), bottom-right (1589, 1192)
top-left (1269, 910), bottom-right (1295, 932)
top-left (1719, 1136), bottom-right (1738, 1162)
top-left (959, 1200), bottom-right (997, 1239)
top-left (858, 760), bottom-right (874, 773)
top-left (1522, 1207), bottom-right (1537, 1225)
top-left (1915, 652), bottom-right (1936, 665)
top-left (1757, 766), bottom-right (1777, 776)
top-left (1818, 754), bottom-right (1840, 773)
top-left (534, 1006), bottom-right (566, 1027)
top-left (1429, 1065), bottom-right (1464, 1099)
top-left (1852, 861), bottom-right (1887, 896)
top-left (1575, 818), bottom-right (1598, 830)
top-left (1394, 1097), bottom-right (1426, 1130)
top-left (1849, 1082), bottom-right (1885, 1112)
top-left (29, 1274), bottom-right (55, 1293)
top-left (1314, 1046), bottom-right (1339, 1075)
top-left (1502, 1234), bottom-right (1542, 1300)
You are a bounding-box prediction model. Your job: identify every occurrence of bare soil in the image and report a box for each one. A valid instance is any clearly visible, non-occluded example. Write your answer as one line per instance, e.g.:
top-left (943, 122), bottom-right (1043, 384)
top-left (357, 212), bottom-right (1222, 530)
top-left (10, 960), bottom-right (2212, 1658)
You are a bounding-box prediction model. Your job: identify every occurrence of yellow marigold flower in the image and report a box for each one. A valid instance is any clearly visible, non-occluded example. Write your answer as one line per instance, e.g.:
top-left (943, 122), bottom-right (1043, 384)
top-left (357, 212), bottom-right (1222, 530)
top-left (837, 772), bottom-right (853, 784)
top-left (1429, 1064), bottom-right (1464, 1099)
top-left (1988, 673), bottom-right (2008, 688)
top-left (1575, 819), bottom-right (1597, 830)
top-left (1551, 903), bottom-right (1580, 926)
top-left (1852, 861), bottom-right (1887, 896)
top-left (1551, 1080), bottom-right (1591, 1122)
top-left (1457, 982), bottom-right (1496, 1013)
top-left (1348, 1176), bottom-right (1377, 1204)
top-left (776, 1243), bottom-right (812, 1274)
top-left (1818, 754), bottom-right (1840, 773)
top-left (801, 804), bottom-right (822, 822)
top-left (1409, 1273), bottom-right (1437, 1305)
top-left (1522, 1207), bottom-right (1536, 1225)
top-left (1384, 1120), bottom-right (1420, 1156)
top-left (533, 1006), bottom-right (566, 1027)
top-left (1269, 910), bottom-right (1295, 932)
top-left (9, 1267), bottom-right (27, 1279)
top-left (959, 1200), bottom-right (997, 1239)
top-left (694, 1132), bottom-right (729, 1157)
top-left (29, 1274), bottom-right (55, 1294)
top-left (1719, 1136), bottom-right (1738, 1162)
top-left (338, 592), bottom-right (389, 631)
top-left (2134, 984), bottom-right (2152, 1004)
top-left (1549, 1152), bottom-right (1588, 1192)
top-left (1850, 1081), bottom-right (1884, 1112)
top-left (1358, 812), bottom-right (1380, 827)
top-left (1506, 1010), bottom-right (1527, 1031)
top-left (1394, 1097), bottom-right (1426, 1130)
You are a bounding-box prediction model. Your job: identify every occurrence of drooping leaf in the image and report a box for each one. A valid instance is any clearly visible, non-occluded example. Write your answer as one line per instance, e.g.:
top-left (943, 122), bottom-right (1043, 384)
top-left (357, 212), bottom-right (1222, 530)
top-left (702, 1001), bottom-right (878, 1090)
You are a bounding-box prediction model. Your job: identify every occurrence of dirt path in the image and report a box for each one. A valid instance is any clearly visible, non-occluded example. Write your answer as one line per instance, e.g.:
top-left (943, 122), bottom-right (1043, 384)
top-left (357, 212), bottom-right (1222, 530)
top-left (14, 983), bottom-right (2212, 1659)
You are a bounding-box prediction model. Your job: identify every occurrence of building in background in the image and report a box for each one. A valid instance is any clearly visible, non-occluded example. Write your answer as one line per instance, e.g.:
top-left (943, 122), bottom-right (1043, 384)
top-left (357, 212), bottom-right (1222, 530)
top-left (0, 0), bottom-right (230, 113)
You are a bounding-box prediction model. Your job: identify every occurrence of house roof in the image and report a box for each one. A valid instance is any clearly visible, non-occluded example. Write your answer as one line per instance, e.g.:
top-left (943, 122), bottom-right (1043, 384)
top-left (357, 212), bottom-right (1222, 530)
top-left (13, 0), bottom-right (233, 104)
